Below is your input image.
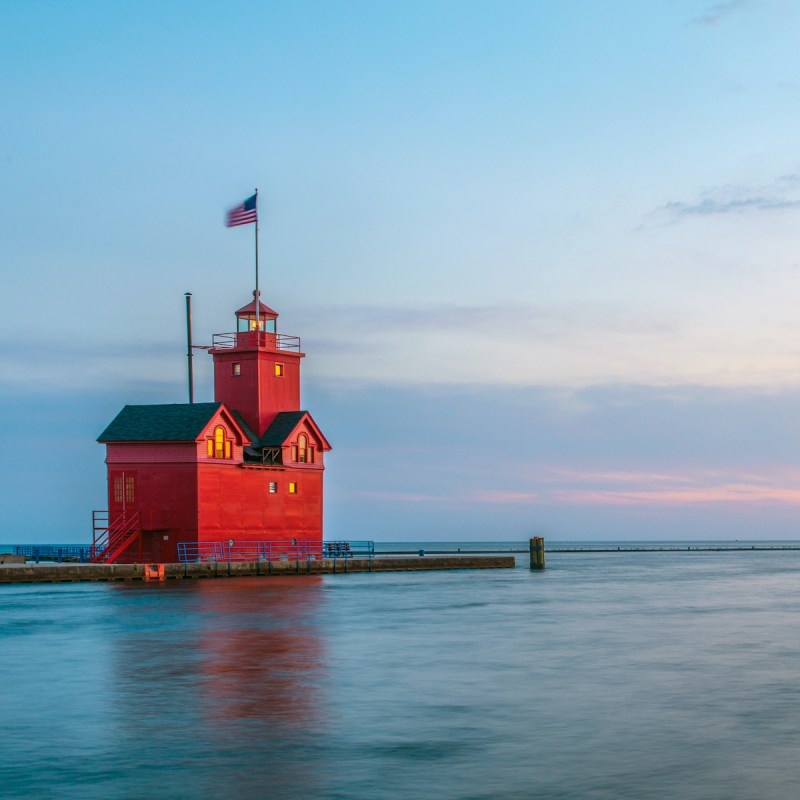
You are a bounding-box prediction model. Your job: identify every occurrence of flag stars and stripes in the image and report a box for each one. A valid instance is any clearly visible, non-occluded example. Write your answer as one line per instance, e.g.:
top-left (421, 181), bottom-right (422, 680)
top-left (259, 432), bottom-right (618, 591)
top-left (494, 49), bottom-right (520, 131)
top-left (226, 193), bottom-right (258, 227)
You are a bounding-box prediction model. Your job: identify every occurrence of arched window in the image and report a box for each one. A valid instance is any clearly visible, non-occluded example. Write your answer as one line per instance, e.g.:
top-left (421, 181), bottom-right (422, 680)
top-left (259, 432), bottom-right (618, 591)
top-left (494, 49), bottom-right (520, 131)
top-left (207, 426), bottom-right (234, 459)
top-left (297, 433), bottom-right (308, 463)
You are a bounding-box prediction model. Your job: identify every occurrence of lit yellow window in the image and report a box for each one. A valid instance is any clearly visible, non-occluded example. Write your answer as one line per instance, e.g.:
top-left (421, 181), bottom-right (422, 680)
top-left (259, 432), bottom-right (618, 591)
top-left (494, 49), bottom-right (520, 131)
top-left (207, 439), bottom-right (214, 457)
top-left (214, 426), bottom-right (225, 459)
top-left (275, 363), bottom-right (284, 377)
top-left (289, 482), bottom-right (298, 494)
top-left (224, 440), bottom-right (231, 459)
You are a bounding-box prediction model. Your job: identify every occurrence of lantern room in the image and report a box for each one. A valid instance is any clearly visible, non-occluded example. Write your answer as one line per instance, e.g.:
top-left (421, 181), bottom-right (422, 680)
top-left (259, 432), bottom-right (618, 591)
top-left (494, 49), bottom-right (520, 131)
top-left (236, 290), bottom-right (278, 333)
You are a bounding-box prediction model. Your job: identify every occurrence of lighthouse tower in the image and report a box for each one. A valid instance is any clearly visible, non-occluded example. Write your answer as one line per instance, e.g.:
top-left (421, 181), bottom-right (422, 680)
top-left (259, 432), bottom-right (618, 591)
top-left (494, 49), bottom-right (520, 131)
top-left (211, 291), bottom-right (303, 436)
top-left (95, 293), bottom-right (331, 564)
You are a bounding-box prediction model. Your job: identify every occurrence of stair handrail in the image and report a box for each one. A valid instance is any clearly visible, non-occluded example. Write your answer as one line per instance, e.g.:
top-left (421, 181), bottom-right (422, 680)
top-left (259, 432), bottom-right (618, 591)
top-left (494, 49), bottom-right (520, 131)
top-left (91, 509), bottom-right (141, 562)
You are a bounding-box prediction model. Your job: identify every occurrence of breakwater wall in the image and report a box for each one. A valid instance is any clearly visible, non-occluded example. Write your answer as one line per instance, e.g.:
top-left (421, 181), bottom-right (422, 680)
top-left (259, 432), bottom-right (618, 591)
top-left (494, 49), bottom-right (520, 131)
top-left (0, 556), bottom-right (515, 584)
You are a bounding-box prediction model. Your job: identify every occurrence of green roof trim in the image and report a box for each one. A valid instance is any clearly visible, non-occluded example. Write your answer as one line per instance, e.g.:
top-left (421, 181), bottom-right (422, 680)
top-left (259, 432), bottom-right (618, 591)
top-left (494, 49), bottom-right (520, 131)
top-left (98, 403), bottom-right (222, 442)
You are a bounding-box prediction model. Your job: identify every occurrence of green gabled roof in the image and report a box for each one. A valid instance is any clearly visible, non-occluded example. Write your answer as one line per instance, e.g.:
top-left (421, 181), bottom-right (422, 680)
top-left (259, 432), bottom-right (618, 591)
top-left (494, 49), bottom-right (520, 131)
top-left (98, 402), bottom-right (222, 442)
top-left (260, 411), bottom-right (309, 447)
top-left (230, 411), bottom-right (259, 447)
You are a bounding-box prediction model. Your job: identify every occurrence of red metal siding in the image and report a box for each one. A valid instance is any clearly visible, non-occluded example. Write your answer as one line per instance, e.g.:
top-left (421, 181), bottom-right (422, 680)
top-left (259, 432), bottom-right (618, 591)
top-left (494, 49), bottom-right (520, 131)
top-left (107, 442), bottom-right (197, 463)
top-left (197, 464), bottom-right (324, 544)
top-left (106, 461), bottom-right (199, 563)
top-left (213, 349), bottom-right (303, 436)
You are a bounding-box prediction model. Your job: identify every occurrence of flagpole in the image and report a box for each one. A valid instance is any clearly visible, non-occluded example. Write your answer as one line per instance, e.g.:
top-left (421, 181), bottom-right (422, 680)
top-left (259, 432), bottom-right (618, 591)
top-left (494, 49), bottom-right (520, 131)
top-left (185, 292), bottom-right (194, 404)
top-left (254, 187), bottom-right (260, 330)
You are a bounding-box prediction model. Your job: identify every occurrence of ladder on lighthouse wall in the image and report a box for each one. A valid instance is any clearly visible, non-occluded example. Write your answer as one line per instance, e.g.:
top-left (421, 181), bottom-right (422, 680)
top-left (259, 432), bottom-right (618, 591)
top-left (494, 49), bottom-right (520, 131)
top-left (90, 510), bottom-right (142, 564)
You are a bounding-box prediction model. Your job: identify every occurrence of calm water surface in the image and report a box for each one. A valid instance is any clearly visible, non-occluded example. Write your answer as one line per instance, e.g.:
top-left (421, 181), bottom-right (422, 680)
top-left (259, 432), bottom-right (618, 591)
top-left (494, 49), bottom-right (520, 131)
top-left (3, 546), bottom-right (800, 799)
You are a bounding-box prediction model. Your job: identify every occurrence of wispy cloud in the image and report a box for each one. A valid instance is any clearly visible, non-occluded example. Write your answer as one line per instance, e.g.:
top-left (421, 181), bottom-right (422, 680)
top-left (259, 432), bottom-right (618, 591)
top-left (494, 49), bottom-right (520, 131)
top-left (353, 481), bottom-right (800, 509)
top-left (350, 489), bottom-right (539, 505)
top-left (553, 484), bottom-right (800, 506)
top-left (544, 468), bottom-right (692, 485)
top-left (691, 0), bottom-right (747, 26)
top-left (653, 173), bottom-right (800, 222)
top-left (307, 303), bottom-right (674, 341)
top-left (347, 466), bottom-right (800, 510)
top-left (664, 196), bottom-right (800, 217)
top-left (536, 464), bottom-right (800, 507)
top-left (472, 490), bottom-right (539, 504)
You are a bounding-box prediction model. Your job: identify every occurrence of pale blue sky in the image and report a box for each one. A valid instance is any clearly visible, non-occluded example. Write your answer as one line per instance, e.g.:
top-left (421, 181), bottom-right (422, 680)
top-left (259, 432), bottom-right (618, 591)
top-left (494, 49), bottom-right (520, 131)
top-left (3, 0), bottom-right (800, 542)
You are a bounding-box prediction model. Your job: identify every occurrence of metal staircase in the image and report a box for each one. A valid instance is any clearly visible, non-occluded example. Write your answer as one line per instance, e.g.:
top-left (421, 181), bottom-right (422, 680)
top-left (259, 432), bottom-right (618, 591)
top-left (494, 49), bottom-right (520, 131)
top-left (90, 510), bottom-right (142, 564)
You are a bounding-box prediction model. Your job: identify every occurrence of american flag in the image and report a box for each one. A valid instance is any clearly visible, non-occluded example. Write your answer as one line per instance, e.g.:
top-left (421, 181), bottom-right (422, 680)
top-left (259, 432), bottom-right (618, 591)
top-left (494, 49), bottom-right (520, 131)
top-left (225, 193), bottom-right (257, 227)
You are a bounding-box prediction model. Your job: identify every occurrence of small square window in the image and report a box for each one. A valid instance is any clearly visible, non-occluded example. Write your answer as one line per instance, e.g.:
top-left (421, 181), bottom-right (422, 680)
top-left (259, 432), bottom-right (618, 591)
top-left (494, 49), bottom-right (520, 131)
top-left (269, 482), bottom-right (277, 494)
top-left (289, 482), bottom-right (298, 494)
top-left (275, 363), bottom-right (284, 377)
top-left (232, 362), bottom-right (241, 376)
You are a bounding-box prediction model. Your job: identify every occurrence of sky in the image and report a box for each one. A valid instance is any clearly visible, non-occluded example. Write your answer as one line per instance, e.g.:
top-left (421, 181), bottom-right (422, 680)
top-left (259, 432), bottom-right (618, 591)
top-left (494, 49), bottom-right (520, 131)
top-left (3, 0), bottom-right (800, 542)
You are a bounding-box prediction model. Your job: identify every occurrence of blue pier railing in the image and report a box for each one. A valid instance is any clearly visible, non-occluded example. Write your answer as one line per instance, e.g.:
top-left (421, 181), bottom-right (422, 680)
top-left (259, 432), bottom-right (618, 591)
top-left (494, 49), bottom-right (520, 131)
top-left (176, 540), bottom-right (375, 563)
top-left (13, 545), bottom-right (92, 563)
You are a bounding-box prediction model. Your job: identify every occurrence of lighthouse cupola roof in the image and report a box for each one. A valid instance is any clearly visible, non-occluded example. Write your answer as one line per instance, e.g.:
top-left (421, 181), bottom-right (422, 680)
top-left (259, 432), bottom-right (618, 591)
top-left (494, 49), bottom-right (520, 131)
top-left (235, 290), bottom-right (278, 333)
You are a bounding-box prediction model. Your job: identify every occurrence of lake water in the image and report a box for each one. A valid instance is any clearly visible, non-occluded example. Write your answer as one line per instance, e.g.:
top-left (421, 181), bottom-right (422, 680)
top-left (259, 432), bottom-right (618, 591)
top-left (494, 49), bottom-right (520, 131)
top-left (3, 544), bottom-right (800, 799)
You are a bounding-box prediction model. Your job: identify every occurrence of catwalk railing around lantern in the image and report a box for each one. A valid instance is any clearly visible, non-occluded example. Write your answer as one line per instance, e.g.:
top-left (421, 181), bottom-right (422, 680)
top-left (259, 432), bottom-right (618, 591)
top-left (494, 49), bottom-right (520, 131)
top-left (210, 331), bottom-right (302, 352)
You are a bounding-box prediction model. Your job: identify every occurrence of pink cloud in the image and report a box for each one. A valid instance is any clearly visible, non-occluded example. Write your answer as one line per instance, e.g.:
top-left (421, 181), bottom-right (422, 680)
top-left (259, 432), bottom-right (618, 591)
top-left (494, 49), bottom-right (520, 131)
top-left (348, 489), bottom-right (540, 505)
top-left (552, 483), bottom-right (800, 507)
top-left (544, 468), bottom-right (692, 485)
top-left (472, 490), bottom-right (539, 504)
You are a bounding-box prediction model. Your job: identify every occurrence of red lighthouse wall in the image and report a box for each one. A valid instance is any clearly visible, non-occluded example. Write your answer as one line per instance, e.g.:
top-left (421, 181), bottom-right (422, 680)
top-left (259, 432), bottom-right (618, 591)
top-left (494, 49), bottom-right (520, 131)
top-left (212, 346), bottom-right (303, 436)
top-left (105, 443), bottom-right (200, 563)
top-left (197, 465), bottom-right (324, 542)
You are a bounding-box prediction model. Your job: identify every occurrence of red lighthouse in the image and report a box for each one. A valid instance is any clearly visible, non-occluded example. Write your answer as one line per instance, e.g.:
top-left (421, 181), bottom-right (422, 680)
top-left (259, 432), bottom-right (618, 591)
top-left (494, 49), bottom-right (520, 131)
top-left (94, 292), bottom-right (331, 564)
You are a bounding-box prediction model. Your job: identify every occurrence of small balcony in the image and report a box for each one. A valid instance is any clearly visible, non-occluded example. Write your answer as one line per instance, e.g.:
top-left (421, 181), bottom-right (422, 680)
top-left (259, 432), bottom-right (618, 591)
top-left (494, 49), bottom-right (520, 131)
top-left (211, 331), bottom-right (302, 352)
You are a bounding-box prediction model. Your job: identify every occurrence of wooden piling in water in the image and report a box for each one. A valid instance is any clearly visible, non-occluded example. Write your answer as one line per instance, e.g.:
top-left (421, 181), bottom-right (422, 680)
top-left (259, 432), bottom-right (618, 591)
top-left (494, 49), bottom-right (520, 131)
top-left (530, 537), bottom-right (545, 570)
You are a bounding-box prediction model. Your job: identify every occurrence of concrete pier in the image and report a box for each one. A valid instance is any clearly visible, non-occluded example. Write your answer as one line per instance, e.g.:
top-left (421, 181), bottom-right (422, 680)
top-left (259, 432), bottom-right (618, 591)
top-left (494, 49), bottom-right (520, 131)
top-left (0, 556), bottom-right (515, 584)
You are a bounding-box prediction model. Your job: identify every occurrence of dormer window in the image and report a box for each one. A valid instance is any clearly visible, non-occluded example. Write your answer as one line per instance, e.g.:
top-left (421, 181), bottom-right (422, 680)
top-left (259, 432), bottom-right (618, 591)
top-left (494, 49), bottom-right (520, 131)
top-left (293, 433), bottom-right (309, 463)
top-left (207, 426), bottom-right (232, 459)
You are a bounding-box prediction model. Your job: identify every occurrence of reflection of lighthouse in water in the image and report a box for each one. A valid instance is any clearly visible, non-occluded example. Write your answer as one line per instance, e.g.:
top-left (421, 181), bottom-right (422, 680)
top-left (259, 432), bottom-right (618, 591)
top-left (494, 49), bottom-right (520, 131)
top-left (106, 578), bottom-right (328, 797)
top-left (197, 576), bottom-right (326, 726)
